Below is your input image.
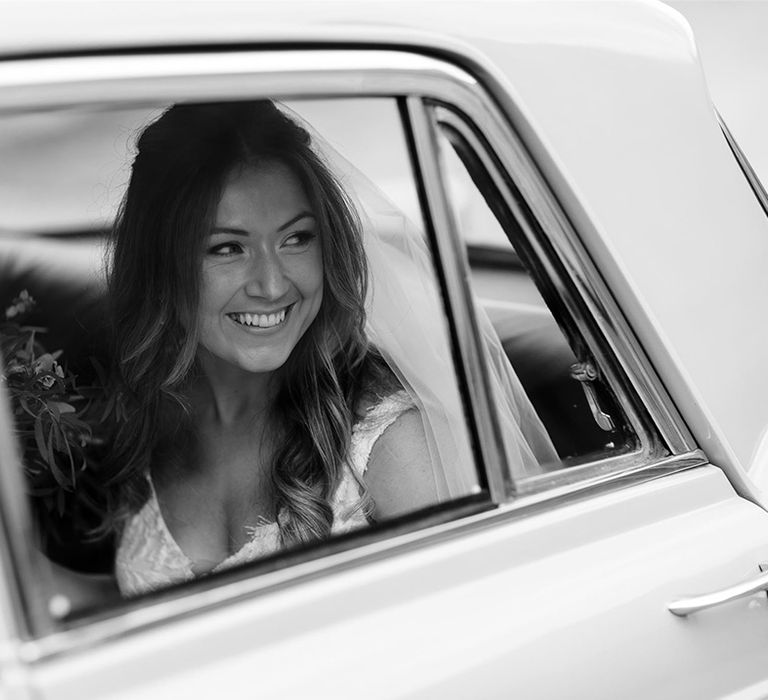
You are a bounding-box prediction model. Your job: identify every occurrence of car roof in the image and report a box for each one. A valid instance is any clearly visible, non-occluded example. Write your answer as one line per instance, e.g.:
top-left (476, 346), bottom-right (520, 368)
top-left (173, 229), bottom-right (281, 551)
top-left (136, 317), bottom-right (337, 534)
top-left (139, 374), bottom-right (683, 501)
top-left (1, 1), bottom-right (686, 60)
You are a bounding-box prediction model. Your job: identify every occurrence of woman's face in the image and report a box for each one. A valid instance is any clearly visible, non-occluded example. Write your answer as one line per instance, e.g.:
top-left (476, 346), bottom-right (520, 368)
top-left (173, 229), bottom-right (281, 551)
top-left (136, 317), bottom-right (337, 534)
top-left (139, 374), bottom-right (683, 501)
top-left (196, 161), bottom-right (323, 377)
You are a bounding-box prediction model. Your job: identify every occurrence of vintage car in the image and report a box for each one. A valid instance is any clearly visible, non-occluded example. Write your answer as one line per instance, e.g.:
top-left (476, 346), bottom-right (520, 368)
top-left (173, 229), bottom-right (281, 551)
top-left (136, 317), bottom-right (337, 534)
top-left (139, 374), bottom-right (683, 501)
top-left (2, 1), bottom-right (768, 697)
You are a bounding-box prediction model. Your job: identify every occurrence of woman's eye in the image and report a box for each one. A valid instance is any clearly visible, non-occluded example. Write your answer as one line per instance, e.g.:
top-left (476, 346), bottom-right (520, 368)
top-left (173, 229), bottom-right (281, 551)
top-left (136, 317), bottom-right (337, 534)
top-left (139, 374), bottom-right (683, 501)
top-left (207, 242), bottom-right (243, 256)
top-left (283, 231), bottom-right (316, 248)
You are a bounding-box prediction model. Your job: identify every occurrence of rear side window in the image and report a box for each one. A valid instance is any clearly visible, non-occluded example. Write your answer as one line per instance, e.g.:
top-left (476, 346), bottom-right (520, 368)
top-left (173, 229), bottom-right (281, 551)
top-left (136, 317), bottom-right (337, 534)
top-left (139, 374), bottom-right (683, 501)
top-left (434, 116), bottom-right (636, 465)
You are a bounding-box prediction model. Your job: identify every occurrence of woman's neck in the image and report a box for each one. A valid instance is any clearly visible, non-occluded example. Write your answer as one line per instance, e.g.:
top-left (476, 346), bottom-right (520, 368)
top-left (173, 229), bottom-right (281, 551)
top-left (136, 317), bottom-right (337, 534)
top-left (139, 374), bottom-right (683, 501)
top-left (192, 354), bottom-right (280, 428)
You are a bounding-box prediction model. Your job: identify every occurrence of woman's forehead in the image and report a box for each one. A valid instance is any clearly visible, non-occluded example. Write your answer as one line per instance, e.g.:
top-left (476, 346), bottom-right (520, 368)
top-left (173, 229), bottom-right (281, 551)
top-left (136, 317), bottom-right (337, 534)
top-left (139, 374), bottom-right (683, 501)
top-left (215, 161), bottom-right (313, 229)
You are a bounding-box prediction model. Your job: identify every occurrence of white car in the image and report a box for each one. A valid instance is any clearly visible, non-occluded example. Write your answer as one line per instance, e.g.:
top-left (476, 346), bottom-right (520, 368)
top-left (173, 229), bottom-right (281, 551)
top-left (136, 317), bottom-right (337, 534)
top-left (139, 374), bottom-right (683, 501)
top-left (2, 1), bottom-right (768, 698)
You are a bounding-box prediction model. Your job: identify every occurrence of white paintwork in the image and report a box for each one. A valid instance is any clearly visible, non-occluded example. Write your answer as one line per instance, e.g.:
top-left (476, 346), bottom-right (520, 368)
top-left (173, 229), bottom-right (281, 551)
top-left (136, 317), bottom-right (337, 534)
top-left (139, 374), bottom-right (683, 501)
top-left (25, 468), bottom-right (768, 699)
top-left (670, 0), bottom-right (768, 196)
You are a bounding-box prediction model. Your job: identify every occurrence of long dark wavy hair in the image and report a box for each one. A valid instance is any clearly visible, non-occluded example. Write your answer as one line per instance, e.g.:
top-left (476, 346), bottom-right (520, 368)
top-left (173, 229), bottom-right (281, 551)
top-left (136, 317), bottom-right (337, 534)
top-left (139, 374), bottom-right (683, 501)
top-left (100, 101), bottom-right (393, 546)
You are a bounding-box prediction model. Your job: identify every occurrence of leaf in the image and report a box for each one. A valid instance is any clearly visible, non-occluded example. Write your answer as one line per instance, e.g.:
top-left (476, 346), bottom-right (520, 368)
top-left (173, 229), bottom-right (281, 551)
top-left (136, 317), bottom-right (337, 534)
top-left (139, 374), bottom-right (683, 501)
top-left (33, 417), bottom-right (46, 460)
top-left (46, 425), bottom-right (68, 487)
top-left (99, 394), bottom-right (116, 423)
top-left (19, 395), bottom-right (35, 417)
top-left (116, 393), bottom-right (128, 421)
top-left (47, 420), bottom-right (61, 451)
top-left (43, 423), bottom-right (52, 463)
top-left (24, 333), bottom-right (35, 360)
top-left (62, 430), bottom-right (76, 486)
top-left (48, 401), bottom-right (75, 415)
top-left (90, 356), bottom-right (108, 385)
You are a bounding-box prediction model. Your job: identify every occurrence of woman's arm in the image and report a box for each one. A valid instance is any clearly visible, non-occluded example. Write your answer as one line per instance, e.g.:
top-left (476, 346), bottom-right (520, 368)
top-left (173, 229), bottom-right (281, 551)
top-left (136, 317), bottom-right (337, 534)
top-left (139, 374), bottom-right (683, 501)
top-left (364, 408), bottom-right (440, 520)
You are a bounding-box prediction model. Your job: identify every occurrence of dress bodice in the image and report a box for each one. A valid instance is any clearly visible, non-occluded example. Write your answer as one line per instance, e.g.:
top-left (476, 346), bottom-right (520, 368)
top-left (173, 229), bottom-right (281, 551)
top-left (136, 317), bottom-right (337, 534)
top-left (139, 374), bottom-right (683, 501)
top-left (115, 391), bottom-right (413, 597)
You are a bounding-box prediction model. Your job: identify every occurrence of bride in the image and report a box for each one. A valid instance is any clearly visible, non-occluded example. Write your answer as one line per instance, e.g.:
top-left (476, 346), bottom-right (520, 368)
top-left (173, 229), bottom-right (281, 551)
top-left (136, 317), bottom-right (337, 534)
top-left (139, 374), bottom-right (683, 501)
top-left (59, 99), bottom-right (554, 599)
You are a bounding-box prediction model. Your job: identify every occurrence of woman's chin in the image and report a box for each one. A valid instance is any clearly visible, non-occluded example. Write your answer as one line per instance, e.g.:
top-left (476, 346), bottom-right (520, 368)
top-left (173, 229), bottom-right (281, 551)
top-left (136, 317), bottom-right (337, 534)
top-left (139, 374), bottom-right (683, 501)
top-left (197, 345), bottom-right (290, 379)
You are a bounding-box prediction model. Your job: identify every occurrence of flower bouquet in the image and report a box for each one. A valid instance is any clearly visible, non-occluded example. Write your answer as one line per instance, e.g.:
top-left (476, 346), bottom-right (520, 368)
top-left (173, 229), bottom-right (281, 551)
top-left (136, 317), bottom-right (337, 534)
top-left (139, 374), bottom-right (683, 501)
top-left (1, 290), bottom-right (113, 547)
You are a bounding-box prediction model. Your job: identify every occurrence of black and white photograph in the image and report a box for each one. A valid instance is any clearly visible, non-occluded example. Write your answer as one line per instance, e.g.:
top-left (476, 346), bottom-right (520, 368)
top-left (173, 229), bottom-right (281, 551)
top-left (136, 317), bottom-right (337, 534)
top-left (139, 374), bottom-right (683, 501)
top-left (1, 1), bottom-right (768, 697)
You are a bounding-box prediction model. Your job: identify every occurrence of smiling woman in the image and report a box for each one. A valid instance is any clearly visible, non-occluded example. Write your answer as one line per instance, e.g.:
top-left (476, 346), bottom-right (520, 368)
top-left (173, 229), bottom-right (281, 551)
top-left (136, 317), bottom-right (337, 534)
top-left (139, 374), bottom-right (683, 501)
top-left (101, 102), bottom-right (419, 593)
top-left (77, 99), bottom-right (503, 596)
top-left (0, 97), bottom-right (555, 602)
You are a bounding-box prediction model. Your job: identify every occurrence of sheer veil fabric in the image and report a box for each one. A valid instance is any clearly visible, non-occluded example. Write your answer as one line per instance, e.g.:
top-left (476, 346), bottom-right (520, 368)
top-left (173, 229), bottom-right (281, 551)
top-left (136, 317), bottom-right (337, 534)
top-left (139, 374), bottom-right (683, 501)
top-left (288, 106), bottom-right (558, 497)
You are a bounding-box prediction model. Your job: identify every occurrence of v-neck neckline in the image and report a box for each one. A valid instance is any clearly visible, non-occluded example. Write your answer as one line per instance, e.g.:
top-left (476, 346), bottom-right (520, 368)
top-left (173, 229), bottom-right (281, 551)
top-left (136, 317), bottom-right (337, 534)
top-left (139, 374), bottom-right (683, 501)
top-left (146, 476), bottom-right (278, 575)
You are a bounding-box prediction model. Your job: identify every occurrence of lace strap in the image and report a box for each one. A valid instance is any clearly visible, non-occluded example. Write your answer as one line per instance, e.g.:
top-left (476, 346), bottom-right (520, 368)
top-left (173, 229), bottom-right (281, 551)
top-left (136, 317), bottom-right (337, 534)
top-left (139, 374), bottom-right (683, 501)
top-left (348, 390), bottom-right (415, 477)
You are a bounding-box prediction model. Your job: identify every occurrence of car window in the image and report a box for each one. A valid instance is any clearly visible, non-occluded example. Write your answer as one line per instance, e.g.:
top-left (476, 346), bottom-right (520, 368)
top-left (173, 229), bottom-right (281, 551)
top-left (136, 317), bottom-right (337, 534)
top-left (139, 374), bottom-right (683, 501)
top-left (427, 105), bottom-right (654, 487)
top-left (0, 97), bottom-right (488, 622)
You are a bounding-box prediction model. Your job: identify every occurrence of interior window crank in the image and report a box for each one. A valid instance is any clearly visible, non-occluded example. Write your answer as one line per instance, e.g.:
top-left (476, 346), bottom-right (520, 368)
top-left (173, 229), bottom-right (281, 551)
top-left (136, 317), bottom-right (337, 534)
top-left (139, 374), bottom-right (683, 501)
top-left (570, 361), bottom-right (615, 432)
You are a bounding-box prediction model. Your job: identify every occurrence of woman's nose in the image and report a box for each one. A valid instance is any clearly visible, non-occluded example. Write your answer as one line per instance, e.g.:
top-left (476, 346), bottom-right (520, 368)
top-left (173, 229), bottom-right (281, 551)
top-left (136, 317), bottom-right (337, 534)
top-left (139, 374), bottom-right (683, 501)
top-left (244, 251), bottom-right (290, 299)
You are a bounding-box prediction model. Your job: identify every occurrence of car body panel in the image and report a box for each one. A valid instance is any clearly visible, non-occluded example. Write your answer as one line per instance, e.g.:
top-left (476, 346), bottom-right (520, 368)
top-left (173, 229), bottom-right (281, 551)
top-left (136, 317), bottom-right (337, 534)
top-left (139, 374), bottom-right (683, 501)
top-left (20, 467), bottom-right (768, 699)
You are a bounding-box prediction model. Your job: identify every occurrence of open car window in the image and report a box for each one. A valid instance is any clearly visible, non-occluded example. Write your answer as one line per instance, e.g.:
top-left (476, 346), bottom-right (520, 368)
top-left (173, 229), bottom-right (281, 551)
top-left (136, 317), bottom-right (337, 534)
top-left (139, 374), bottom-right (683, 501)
top-left (0, 96), bottom-right (490, 623)
top-left (433, 113), bottom-right (639, 468)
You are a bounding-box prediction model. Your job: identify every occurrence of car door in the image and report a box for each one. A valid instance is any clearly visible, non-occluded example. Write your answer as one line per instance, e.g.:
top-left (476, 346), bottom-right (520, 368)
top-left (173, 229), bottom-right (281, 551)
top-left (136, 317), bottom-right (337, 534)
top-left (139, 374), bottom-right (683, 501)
top-left (1, 45), bottom-right (768, 700)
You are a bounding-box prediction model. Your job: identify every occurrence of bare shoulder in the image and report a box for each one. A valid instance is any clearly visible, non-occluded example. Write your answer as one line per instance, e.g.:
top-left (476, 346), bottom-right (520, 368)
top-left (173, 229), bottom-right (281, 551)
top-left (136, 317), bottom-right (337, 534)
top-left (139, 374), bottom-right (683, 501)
top-left (364, 406), bottom-right (441, 520)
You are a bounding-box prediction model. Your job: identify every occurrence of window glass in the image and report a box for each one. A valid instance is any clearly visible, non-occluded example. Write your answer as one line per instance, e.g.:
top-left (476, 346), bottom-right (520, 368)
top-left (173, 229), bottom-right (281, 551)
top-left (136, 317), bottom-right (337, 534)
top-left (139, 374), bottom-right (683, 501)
top-left (433, 117), bottom-right (638, 477)
top-left (0, 98), bottom-right (482, 619)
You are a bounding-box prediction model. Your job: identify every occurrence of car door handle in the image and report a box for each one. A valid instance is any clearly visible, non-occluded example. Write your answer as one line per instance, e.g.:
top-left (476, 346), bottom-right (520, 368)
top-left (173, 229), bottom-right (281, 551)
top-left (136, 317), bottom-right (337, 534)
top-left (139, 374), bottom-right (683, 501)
top-left (668, 569), bottom-right (768, 617)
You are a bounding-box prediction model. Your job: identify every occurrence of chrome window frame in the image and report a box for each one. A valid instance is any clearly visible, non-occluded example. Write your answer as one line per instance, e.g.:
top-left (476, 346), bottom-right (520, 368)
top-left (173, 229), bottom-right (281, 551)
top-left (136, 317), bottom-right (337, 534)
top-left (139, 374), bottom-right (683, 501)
top-left (418, 104), bottom-right (661, 494)
top-left (0, 48), bottom-right (705, 658)
top-left (718, 111), bottom-right (768, 222)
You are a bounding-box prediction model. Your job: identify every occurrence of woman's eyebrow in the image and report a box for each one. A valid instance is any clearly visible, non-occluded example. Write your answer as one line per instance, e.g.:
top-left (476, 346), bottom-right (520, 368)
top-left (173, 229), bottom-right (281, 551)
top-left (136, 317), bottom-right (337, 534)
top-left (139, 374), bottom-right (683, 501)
top-left (278, 212), bottom-right (315, 231)
top-left (211, 227), bottom-right (249, 236)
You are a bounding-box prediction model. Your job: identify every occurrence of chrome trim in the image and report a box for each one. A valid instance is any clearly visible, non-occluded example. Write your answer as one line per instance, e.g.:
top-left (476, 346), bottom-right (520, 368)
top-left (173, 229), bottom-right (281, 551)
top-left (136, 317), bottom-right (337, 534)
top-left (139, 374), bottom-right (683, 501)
top-left (718, 112), bottom-right (768, 221)
top-left (21, 449), bottom-right (705, 663)
top-left (405, 97), bottom-right (508, 503)
top-left (0, 51), bottom-right (473, 110)
top-left (422, 102), bottom-right (663, 493)
top-left (434, 106), bottom-right (662, 486)
top-left (503, 450), bottom-right (709, 512)
top-left (668, 565), bottom-right (768, 617)
top-left (516, 449), bottom-right (706, 503)
top-left (0, 48), bottom-right (701, 652)
top-left (428, 105), bottom-right (692, 457)
top-left (0, 376), bottom-right (59, 638)
top-left (430, 106), bottom-right (661, 483)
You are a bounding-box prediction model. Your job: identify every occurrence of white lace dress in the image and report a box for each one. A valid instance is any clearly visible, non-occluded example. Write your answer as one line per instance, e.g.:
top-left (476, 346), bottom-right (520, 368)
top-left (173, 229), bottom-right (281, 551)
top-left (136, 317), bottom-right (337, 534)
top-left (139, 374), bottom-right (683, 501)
top-left (115, 391), bottom-right (413, 597)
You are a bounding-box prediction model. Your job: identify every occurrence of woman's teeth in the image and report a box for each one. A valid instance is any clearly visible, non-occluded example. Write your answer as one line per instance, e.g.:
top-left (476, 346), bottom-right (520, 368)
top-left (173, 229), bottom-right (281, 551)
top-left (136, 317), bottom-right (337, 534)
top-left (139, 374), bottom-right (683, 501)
top-left (231, 308), bottom-right (287, 328)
